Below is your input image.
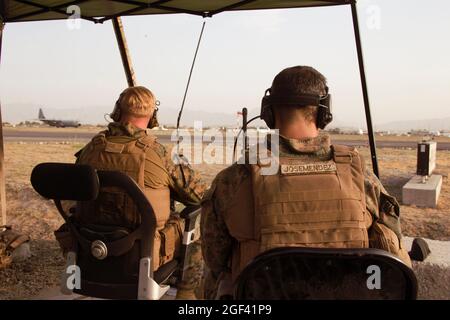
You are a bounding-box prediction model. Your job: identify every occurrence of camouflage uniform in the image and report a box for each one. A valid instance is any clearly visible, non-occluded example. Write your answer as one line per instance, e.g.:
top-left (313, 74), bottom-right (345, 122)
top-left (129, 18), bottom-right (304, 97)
top-left (201, 133), bottom-right (409, 299)
top-left (75, 122), bottom-right (207, 295)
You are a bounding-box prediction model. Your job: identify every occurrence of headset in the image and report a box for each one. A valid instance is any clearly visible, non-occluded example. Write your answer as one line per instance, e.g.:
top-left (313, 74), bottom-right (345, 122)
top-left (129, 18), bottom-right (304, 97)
top-left (110, 92), bottom-right (160, 129)
top-left (110, 91), bottom-right (126, 122)
top-left (232, 87), bottom-right (333, 162)
top-left (260, 86), bottom-right (333, 129)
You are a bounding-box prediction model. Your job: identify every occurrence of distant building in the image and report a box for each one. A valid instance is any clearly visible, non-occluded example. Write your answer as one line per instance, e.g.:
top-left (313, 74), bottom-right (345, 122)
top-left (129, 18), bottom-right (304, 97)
top-left (375, 130), bottom-right (390, 136)
top-left (325, 128), bottom-right (342, 134)
top-left (409, 129), bottom-right (432, 136)
top-left (407, 130), bottom-right (445, 139)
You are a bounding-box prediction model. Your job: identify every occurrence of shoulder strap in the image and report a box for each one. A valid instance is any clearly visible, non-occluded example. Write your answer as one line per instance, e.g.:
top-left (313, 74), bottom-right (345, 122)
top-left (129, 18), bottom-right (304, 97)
top-left (331, 144), bottom-right (366, 172)
top-left (135, 134), bottom-right (157, 152)
top-left (331, 144), bottom-right (354, 164)
top-left (91, 131), bottom-right (107, 145)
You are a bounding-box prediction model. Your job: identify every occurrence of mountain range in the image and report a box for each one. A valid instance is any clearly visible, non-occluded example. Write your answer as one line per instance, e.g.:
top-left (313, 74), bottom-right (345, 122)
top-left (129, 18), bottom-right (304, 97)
top-left (2, 103), bottom-right (450, 132)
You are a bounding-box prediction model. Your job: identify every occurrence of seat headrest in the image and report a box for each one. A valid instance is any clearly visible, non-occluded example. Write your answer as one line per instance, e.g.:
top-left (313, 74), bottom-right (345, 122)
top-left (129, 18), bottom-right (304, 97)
top-left (31, 163), bottom-right (99, 201)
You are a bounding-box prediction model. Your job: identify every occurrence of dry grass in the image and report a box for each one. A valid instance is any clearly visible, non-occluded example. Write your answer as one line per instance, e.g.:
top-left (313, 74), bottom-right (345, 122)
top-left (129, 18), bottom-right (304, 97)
top-left (0, 143), bottom-right (75, 299)
top-left (0, 140), bottom-right (448, 299)
top-left (357, 147), bottom-right (450, 241)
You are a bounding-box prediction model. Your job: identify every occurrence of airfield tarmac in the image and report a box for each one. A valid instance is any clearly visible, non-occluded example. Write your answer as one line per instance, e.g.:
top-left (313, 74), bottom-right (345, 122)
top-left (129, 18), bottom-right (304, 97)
top-left (3, 127), bottom-right (450, 149)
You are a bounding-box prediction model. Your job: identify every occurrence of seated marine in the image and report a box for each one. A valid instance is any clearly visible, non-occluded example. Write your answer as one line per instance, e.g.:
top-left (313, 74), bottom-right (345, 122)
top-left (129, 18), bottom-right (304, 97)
top-left (56, 86), bottom-right (207, 299)
top-left (200, 66), bottom-right (412, 299)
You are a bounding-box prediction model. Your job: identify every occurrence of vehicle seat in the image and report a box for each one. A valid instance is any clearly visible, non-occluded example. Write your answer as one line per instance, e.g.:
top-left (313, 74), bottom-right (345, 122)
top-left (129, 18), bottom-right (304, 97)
top-left (31, 162), bottom-right (200, 300)
top-left (234, 247), bottom-right (418, 300)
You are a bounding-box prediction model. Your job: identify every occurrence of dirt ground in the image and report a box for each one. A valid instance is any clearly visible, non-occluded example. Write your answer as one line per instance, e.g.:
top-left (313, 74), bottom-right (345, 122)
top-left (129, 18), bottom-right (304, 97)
top-left (0, 140), bottom-right (449, 299)
top-left (357, 148), bottom-right (450, 241)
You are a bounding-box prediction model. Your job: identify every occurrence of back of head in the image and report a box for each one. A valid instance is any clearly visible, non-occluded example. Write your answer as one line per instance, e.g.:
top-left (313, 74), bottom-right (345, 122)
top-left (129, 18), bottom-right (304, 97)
top-left (112, 86), bottom-right (156, 121)
top-left (271, 66), bottom-right (327, 98)
top-left (270, 66), bottom-right (328, 126)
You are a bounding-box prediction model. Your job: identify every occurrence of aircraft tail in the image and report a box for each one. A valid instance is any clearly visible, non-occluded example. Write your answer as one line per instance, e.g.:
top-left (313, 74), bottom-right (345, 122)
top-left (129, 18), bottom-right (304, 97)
top-left (38, 108), bottom-right (45, 120)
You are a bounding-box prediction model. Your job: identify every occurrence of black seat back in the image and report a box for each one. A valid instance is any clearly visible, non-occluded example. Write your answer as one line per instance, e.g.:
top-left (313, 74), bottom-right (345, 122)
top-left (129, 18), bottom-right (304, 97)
top-left (31, 162), bottom-right (100, 201)
top-left (234, 247), bottom-right (417, 300)
top-left (31, 163), bottom-right (161, 299)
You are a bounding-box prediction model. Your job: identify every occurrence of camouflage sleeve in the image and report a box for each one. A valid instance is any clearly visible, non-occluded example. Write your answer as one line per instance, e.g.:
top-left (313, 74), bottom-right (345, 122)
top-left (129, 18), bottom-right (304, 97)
top-left (156, 143), bottom-right (207, 206)
top-left (364, 168), bottom-right (403, 239)
top-left (200, 179), bottom-right (234, 280)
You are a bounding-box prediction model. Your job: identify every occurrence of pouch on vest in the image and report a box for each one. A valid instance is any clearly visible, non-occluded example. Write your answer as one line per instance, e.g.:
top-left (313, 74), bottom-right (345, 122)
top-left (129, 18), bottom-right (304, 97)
top-left (158, 216), bottom-right (184, 266)
top-left (152, 232), bottom-right (161, 270)
top-left (369, 221), bottom-right (412, 267)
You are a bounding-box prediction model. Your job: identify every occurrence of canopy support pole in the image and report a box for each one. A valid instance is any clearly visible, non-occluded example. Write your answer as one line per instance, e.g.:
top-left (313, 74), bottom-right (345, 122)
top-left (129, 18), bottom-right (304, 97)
top-left (0, 21), bottom-right (7, 227)
top-left (112, 17), bottom-right (136, 87)
top-left (351, 2), bottom-right (379, 178)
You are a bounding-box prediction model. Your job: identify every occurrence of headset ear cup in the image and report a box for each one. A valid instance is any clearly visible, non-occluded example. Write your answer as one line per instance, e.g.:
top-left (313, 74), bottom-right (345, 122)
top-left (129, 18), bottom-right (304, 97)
top-left (110, 102), bottom-right (121, 122)
top-left (317, 107), bottom-right (324, 129)
top-left (261, 95), bottom-right (275, 129)
top-left (316, 107), bottom-right (333, 129)
top-left (266, 107), bottom-right (274, 129)
top-left (111, 92), bottom-right (126, 122)
top-left (147, 109), bottom-right (159, 129)
top-left (316, 92), bottom-right (332, 129)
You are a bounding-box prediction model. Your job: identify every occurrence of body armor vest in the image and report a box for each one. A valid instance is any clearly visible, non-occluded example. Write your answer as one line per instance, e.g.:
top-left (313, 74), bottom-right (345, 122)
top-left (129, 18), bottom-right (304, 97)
top-left (76, 131), bottom-right (171, 269)
top-left (228, 145), bottom-right (369, 280)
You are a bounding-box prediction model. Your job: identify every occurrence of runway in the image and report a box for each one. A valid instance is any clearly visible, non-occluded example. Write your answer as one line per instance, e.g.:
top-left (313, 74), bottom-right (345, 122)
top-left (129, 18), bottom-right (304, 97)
top-left (3, 128), bottom-right (450, 150)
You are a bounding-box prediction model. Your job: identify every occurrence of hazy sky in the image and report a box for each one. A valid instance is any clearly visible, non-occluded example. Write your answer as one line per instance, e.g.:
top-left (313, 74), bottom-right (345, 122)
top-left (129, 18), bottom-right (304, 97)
top-left (0, 0), bottom-right (449, 127)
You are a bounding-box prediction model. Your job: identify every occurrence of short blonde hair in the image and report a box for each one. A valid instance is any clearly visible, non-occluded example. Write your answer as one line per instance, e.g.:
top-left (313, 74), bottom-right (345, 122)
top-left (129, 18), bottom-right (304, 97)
top-left (118, 86), bottom-right (156, 118)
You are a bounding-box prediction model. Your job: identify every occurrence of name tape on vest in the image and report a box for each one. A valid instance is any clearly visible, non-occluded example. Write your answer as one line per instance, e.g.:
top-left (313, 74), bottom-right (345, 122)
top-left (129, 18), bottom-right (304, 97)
top-left (280, 161), bottom-right (337, 175)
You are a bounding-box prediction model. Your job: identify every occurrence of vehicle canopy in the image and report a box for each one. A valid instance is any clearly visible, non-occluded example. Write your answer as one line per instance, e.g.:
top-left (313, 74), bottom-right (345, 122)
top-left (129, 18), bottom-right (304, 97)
top-left (1, 1), bottom-right (353, 22)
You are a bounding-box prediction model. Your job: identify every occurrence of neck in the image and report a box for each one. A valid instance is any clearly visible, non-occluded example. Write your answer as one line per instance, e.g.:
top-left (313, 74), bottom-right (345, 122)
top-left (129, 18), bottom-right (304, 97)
top-left (120, 117), bottom-right (150, 130)
top-left (278, 122), bottom-right (319, 140)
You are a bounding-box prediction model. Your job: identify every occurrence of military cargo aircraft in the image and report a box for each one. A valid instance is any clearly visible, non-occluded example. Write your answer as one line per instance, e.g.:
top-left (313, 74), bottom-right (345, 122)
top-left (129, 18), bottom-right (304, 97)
top-left (38, 108), bottom-right (80, 128)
